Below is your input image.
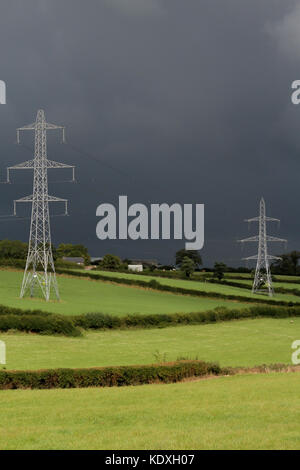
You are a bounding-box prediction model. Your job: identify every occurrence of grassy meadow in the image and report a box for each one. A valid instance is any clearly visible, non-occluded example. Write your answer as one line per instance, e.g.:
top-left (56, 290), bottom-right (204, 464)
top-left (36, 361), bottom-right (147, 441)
top-left (1, 267), bottom-right (300, 450)
top-left (1, 317), bottom-right (299, 370)
top-left (90, 269), bottom-right (300, 303)
top-left (1, 373), bottom-right (300, 450)
top-left (0, 269), bottom-right (251, 315)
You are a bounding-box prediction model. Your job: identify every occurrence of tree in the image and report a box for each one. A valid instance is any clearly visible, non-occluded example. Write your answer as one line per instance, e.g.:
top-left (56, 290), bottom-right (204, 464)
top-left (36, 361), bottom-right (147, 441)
top-left (175, 249), bottom-right (202, 268)
top-left (0, 239), bottom-right (28, 259)
top-left (101, 254), bottom-right (122, 270)
top-left (180, 256), bottom-right (195, 278)
top-left (56, 243), bottom-right (90, 264)
top-left (271, 251), bottom-right (300, 275)
top-left (213, 262), bottom-right (227, 281)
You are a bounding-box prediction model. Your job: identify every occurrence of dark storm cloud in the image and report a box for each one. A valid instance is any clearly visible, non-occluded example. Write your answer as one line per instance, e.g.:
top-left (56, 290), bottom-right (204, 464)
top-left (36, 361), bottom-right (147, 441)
top-left (0, 0), bottom-right (299, 265)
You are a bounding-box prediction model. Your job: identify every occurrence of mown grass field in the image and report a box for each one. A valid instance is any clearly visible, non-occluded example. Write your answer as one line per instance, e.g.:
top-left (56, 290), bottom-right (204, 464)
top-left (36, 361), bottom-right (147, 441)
top-left (1, 317), bottom-right (299, 370)
top-left (89, 269), bottom-right (300, 303)
top-left (1, 373), bottom-right (299, 450)
top-left (0, 269), bottom-right (251, 315)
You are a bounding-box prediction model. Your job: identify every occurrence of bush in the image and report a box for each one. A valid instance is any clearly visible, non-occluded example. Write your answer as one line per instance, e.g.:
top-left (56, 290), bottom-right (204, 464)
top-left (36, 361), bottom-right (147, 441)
top-left (101, 254), bottom-right (122, 270)
top-left (0, 360), bottom-right (222, 389)
top-left (0, 314), bottom-right (81, 337)
top-left (0, 258), bottom-right (26, 269)
top-left (0, 304), bottom-right (51, 317)
top-left (148, 279), bottom-right (161, 289)
top-left (74, 313), bottom-right (122, 330)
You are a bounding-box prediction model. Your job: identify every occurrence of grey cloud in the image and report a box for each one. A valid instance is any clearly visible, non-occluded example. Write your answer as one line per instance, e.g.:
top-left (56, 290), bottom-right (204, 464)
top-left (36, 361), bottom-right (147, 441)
top-left (103, 0), bottom-right (164, 17)
top-left (0, 0), bottom-right (299, 266)
top-left (265, 2), bottom-right (300, 60)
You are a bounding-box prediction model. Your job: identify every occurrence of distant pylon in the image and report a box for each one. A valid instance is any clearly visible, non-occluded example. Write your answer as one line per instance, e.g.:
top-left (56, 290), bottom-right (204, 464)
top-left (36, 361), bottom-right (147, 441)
top-left (8, 110), bottom-right (75, 301)
top-left (238, 197), bottom-right (286, 297)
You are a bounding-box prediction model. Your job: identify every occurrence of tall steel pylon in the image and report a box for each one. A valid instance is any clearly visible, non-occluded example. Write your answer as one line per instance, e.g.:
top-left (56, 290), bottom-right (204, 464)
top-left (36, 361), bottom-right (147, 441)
top-left (239, 197), bottom-right (286, 296)
top-left (8, 109), bottom-right (75, 301)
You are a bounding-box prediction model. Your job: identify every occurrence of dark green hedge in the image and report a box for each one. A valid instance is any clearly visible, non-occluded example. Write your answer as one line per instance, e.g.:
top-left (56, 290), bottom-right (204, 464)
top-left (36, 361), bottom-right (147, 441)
top-left (208, 278), bottom-right (253, 290)
top-left (0, 314), bottom-right (81, 336)
top-left (0, 304), bottom-right (51, 317)
top-left (210, 278), bottom-right (300, 298)
top-left (71, 305), bottom-right (300, 330)
top-left (0, 360), bottom-right (221, 389)
top-left (1, 302), bottom-right (300, 335)
top-left (56, 268), bottom-right (300, 307)
top-left (0, 258), bottom-right (26, 269)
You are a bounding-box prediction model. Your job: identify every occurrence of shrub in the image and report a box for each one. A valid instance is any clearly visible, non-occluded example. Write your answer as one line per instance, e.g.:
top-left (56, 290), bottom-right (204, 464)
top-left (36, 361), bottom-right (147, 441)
top-left (148, 279), bottom-right (161, 289)
top-left (0, 258), bottom-right (26, 269)
top-left (0, 360), bottom-right (222, 390)
top-left (0, 304), bottom-right (51, 317)
top-left (0, 314), bottom-right (81, 337)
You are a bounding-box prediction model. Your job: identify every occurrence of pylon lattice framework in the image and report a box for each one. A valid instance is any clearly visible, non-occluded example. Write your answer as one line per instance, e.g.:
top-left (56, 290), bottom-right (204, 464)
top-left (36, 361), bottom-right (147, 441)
top-left (8, 109), bottom-right (75, 301)
top-left (239, 197), bottom-right (286, 297)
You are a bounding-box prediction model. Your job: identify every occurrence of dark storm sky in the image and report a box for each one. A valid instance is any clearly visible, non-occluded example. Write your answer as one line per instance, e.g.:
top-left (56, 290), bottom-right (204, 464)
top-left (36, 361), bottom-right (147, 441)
top-left (0, 0), bottom-right (300, 266)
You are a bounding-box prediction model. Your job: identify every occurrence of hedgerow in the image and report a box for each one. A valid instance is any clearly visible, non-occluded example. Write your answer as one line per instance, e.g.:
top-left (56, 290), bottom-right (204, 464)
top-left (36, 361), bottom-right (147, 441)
top-left (0, 314), bottom-right (81, 336)
top-left (0, 360), bottom-right (297, 390)
top-left (209, 278), bottom-right (300, 297)
top-left (0, 360), bottom-right (221, 389)
top-left (0, 304), bottom-right (51, 317)
top-left (0, 303), bottom-right (300, 335)
top-left (71, 305), bottom-right (300, 330)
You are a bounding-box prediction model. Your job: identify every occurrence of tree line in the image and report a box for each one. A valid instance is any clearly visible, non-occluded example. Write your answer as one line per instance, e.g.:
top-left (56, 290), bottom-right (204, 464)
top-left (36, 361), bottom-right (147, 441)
top-left (0, 239), bottom-right (299, 277)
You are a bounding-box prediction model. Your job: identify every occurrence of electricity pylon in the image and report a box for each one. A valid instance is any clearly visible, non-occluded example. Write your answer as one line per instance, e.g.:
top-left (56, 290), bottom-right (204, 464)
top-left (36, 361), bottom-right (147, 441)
top-left (8, 109), bottom-right (75, 301)
top-left (239, 197), bottom-right (286, 297)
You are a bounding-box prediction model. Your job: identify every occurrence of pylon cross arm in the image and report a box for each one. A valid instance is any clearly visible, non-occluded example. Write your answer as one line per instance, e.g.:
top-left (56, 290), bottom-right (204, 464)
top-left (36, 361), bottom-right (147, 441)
top-left (239, 236), bottom-right (259, 242)
top-left (242, 255), bottom-right (258, 260)
top-left (8, 159), bottom-right (34, 169)
top-left (266, 236), bottom-right (287, 242)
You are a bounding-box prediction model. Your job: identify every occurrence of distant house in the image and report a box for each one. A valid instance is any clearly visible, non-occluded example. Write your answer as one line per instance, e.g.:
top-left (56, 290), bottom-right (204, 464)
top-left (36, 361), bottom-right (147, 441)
top-left (128, 264), bottom-right (143, 272)
top-left (62, 256), bottom-right (85, 265)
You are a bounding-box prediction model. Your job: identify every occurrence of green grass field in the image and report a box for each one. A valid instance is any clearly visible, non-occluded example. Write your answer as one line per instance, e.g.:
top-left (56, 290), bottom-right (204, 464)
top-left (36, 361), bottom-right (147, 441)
top-left (1, 317), bottom-right (299, 370)
top-left (1, 267), bottom-right (300, 450)
top-left (0, 269), bottom-right (251, 316)
top-left (89, 269), bottom-right (300, 303)
top-left (1, 373), bottom-right (299, 449)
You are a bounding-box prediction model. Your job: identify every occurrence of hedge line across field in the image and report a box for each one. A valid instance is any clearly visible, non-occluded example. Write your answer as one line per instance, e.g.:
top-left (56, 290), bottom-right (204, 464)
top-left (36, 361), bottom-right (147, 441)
top-left (0, 360), bottom-right (222, 389)
top-left (0, 315), bottom-right (81, 336)
top-left (209, 278), bottom-right (300, 298)
top-left (71, 305), bottom-right (300, 329)
top-left (0, 305), bottom-right (81, 336)
top-left (0, 360), bottom-right (298, 390)
top-left (0, 303), bottom-right (300, 335)
top-left (56, 268), bottom-right (300, 307)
